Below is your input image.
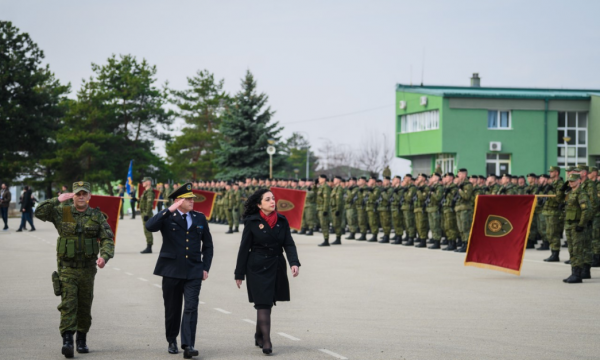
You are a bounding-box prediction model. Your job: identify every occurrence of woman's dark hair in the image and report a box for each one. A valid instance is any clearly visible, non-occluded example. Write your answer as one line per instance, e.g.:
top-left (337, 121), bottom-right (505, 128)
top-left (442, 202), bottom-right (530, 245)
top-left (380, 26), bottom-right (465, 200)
top-left (243, 188), bottom-right (272, 218)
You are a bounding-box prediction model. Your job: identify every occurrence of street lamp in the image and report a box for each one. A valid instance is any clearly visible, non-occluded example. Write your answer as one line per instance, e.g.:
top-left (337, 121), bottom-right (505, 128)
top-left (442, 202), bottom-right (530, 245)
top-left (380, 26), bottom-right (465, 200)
top-left (563, 136), bottom-right (571, 168)
top-left (267, 138), bottom-right (276, 179)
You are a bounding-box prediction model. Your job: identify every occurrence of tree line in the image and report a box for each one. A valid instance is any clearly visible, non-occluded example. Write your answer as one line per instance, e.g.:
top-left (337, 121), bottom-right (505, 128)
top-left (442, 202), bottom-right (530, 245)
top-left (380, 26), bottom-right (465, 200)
top-left (0, 21), bottom-right (318, 198)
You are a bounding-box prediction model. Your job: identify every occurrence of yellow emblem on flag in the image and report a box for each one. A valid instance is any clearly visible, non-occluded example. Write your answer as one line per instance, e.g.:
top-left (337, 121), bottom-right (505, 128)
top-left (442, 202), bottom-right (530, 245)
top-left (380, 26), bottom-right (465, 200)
top-left (485, 215), bottom-right (513, 237)
top-left (195, 194), bottom-right (206, 202)
top-left (276, 199), bottom-right (295, 212)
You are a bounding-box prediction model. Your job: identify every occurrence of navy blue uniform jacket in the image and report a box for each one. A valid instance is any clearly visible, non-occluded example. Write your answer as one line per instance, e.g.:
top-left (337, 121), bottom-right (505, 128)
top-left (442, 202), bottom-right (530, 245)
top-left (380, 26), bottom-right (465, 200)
top-left (146, 209), bottom-right (214, 280)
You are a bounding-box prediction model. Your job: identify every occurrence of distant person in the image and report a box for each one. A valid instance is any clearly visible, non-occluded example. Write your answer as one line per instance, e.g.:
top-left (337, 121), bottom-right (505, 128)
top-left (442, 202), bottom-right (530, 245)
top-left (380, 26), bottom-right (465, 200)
top-left (1, 183), bottom-right (11, 230)
top-left (234, 188), bottom-right (301, 355)
top-left (17, 186), bottom-right (35, 232)
top-left (130, 184), bottom-right (137, 219)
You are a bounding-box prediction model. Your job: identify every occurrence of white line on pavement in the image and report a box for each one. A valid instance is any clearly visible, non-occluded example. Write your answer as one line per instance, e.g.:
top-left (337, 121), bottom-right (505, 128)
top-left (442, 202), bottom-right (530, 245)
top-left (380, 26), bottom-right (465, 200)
top-left (242, 319), bottom-right (256, 325)
top-left (199, 301), bottom-right (205, 304)
top-left (113, 268), bottom-right (121, 271)
top-left (277, 332), bottom-right (300, 341)
top-left (138, 277), bottom-right (148, 282)
top-left (154, 284), bottom-right (161, 288)
top-left (319, 349), bottom-right (348, 359)
top-left (125, 272), bottom-right (133, 276)
top-left (214, 308), bottom-right (231, 314)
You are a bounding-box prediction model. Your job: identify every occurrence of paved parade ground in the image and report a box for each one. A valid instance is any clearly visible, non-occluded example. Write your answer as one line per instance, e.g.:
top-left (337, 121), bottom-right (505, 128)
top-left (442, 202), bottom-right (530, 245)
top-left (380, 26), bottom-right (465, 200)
top-left (1, 216), bottom-right (599, 360)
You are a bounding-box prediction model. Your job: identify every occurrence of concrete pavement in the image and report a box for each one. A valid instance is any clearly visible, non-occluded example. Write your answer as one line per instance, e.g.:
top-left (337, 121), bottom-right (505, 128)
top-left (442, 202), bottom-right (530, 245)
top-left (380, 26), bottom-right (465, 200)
top-left (0, 215), bottom-right (599, 360)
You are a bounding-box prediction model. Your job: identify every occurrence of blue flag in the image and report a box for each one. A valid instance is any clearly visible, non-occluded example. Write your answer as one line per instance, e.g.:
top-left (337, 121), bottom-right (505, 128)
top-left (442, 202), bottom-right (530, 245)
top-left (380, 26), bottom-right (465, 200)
top-left (126, 160), bottom-right (134, 195)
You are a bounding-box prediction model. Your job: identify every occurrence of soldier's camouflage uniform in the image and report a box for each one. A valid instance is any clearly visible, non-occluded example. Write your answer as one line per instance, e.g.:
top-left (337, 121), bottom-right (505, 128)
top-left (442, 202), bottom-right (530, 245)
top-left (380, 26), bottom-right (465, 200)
top-left (414, 185), bottom-right (430, 240)
top-left (366, 186), bottom-right (381, 239)
top-left (356, 186), bottom-right (369, 237)
top-left (345, 185), bottom-right (359, 234)
top-left (378, 186), bottom-right (393, 238)
top-left (455, 180), bottom-right (474, 246)
top-left (580, 178), bottom-right (598, 266)
top-left (401, 184), bottom-right (417, 239)
top-left (302, 184), bottom-right (317, 231)
top-left (316, 182), bottom-right (332, 240)
top-left (426, 183), bottom-right (444, 241)
top-left (140, 188), bottom-right (155, 246)
top-left (564, 185), bottom-right (592, 268)
top-left (543, 177), bottom-right (565, 252)
top-left (391, 186), bottom-right (404, 239)
top-left (442, 183), bottom-right (459, 242)
top-left (330, 184), bottom-right (345, 237)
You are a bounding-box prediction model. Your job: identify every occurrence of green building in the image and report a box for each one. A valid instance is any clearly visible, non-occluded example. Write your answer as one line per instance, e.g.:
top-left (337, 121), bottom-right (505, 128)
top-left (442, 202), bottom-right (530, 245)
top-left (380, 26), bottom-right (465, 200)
top-left (395, 74), bottom-right (600, 176)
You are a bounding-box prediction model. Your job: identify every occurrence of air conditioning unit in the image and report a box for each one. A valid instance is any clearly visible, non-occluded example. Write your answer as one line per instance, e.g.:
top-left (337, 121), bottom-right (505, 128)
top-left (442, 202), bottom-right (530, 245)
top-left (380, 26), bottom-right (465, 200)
top-left (399, 101), bottom-right (406, 110)
top-left (490, 141), bottom-right (502, 151)
top-left (420, 96), bottom-right (428, 106)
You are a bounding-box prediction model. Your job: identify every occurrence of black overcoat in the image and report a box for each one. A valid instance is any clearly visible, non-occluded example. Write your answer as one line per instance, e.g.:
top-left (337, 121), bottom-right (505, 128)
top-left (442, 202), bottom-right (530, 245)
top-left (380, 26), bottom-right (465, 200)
top-left (146, 209), bottom-right (214, 280)
top-left (234, 213), bottom-right (301, 306)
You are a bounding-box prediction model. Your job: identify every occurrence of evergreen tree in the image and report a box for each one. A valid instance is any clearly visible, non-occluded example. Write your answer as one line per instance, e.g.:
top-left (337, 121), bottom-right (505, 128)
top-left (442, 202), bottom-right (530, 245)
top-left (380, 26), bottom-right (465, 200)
top-left (215, 71), bottom-right (284, 179)
top-left (168, 70), bottom-right (229, 181)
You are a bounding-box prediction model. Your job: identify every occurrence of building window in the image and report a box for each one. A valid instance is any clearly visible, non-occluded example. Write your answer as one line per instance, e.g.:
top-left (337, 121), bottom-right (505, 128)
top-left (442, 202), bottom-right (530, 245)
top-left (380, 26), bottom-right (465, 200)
top-left (486, 153), bottom-right (510, 176)
top-left (488, 110), bottom-right (511, 129)
top-left (557, 112), bottom-right (587, 167)
top-left (400, 110), bottom-right (439, 133)
top-left (435, 154), bottom-right (455, 174)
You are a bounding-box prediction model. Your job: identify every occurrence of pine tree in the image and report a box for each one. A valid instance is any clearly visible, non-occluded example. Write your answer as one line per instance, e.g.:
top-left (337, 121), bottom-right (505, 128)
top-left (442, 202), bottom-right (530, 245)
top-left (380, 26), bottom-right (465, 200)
top-left (215, 71), bottom-right (284, 179)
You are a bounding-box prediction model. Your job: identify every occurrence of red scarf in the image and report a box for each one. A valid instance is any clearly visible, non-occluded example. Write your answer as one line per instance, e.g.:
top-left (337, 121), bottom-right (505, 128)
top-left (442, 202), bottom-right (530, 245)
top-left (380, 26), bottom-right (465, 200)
top-left (260, 210), bottom-right (278, 229)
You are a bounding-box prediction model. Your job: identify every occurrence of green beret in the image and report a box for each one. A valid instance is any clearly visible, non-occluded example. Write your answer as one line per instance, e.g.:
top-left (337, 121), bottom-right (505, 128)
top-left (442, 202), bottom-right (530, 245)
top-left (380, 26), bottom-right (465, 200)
top-left (73, 181), bottom-right (91, 194)
top-left (548, 166), bottom-right (561, 172)
top-left (568, 173), bottom-right (581, 181)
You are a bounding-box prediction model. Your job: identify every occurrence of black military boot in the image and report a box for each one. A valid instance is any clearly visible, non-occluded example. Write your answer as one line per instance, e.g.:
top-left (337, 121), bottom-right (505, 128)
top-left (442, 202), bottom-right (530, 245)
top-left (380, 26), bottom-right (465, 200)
top-left (443, 240), bottom-right (456, 251)
top-left (378, 235), bottom-right (389, 243)
top-left (313, 226), bottom-right (320, 233)
top-left (592, 254), bottom-right (600, 267)
top-left (62, 331), bottom-right (74, 358)
top-left (291, 229), bottom-right (298, 234)
top-left (563, 267), bottom-right (583, 284)
top-left (225, 227), bottom-right (234, 234)
top-left (76, 331), bottom-right (89, 353)
top-left (318, 238), bottom-right (330, 247)
top-left (415, 238), bottom-right (427, 248)
top-left (544, 250), bottom-right (560, 262)
top-left (140, 245), bottom-right (152, 254)
top-left (456, 239), bottom-right (463, 248)
top-left (564, 259), bottom-right (571, 265)
top-left (526, 240), bottom-right (535, 249)
top-left (403, 238), bottom-right (414, 246)
top-left (306, 228), bottom-right (314, 236)
top-left (441, 239), bottom-right (448, 245)
top-left (299, 228), bottom-right (307, 235)
top-left (581, 264), bottom-right (592, 279)
top-left (428, 240), bottom-right (441, 249)
top-left (356, 233), bottom-right (367, 241)
top-left (391, 235), bottom-right (402, 245)
top-left (537, 241), bottom-right (550, 250)
top-left (454, 243), bottom-right (467, 253)
top-left (234, 226), bottom-right (239, 233)
top-left (367, 234), bottom-right (378, 242)
top-left (562, 241), bottom-right (568, 248)
top-left (331, 236), bottom-right (342, 245)
top-left (345, 232), bottom-right (355, 240)
top-left (427, 238), bottom-right (434, 244)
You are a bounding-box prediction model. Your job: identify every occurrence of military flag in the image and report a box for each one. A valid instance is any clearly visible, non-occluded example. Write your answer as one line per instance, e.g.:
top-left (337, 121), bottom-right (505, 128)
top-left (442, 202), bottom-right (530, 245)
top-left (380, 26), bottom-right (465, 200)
top-left (191, 190), bottom-right (217, 220)
top-left (137, 184), bottom-right (161, 210)
top-left (88, 195), bottom-right (122, 243)
top-left (126, 160), bottom-right (134, 195)
top-left (465, 195), bottom-right (537, 275)
top-left (270, 187), bottom-right (307, 231)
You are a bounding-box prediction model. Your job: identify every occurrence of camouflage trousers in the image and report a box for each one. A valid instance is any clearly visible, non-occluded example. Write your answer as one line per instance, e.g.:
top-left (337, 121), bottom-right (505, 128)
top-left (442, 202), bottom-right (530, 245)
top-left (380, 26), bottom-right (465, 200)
top-left (345, 208), bottom-right (358, 233)
top-left (565, 221), bottom-right (586, 268)
top-left (415, 210), bottom-right (429, 240)
top-left (58, 265), bottom-right (97, 335)
top-left (367, 210), bottom-right (379, 236)
top-left (528, 212), bottom-right (539, 241)
top-left (593, 216), bottom-right (600, 255)
top-left (455, 209), bottom-right (473, 243)
top-left (233, 208), bottom-right (240, 228)
top-left (142, 218), bottom-right (153, 245)
top-left (403, 210), bottom-right (416, 238)
top-left (226, 208), bottom-right (234, 228)
top-left (537, 212), bottom-right (547, 241)
top-left (391, 209), bottom-right (404, 236)
top-left (544, 213), bottom-right (562, 251)
top-left (442, 210), bottom-right (458, 241)
top-left (585, 222), bottom-right (593, 265)
top-left (378, 210), bottom-right (391, 236)
top-left (427, 211), bottom-right (442, 241)
top-left (332, 209), bottom-right (344, 236)
top-left (318, 211), bottom-right (330, 240)
top-left (341, 209), bottom-right (347, 231)
top-left (357, 208), bottom-right (368, 234)
top-left (302, 204), bottom-right (316, 229)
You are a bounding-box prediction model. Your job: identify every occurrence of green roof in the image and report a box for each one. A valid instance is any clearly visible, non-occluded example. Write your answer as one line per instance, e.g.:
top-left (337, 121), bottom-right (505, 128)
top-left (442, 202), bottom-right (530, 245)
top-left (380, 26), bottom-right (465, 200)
top-left (396, 84), bottom-right (600, 100)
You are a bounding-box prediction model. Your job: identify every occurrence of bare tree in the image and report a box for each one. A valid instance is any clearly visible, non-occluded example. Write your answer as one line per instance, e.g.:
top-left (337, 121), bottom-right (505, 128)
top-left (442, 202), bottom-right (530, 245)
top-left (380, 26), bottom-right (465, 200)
top-left (357, 131), bottom-right (394, 177)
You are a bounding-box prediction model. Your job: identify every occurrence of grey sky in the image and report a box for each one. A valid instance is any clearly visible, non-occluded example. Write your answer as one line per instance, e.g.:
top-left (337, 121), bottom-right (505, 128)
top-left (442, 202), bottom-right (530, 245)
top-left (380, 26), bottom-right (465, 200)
top-left (3, 0), bottom-right (599, 176)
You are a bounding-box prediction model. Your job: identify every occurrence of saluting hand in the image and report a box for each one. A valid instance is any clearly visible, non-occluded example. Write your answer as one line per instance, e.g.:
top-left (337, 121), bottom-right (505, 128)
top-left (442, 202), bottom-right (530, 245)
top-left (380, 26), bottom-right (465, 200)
top-left (291, 266), bottom-right (299, 277)
top-left (168, 198), bottom-right (185, 212)
top-left (58, 193), bottom-right (74, 202)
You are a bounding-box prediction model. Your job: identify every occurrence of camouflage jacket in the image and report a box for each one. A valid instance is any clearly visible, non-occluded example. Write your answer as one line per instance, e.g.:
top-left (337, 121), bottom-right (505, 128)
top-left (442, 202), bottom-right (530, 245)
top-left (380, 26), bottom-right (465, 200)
top-left (316, 183), bottom-right (331, 211)
top-left (140, 188), bottom-right (155, 216)
top-left (426, 184), bottom-right (444, 212)
top-left (455, 180), bottom-right (473, 211)
top-left (543, 178), bottom-right (565, 215)
top-left (330, 185), bottom-right (345, 212)
top-left (565, 186), bottom-right (592, 226)
top-left (441, 183), bottom-right (458, 213)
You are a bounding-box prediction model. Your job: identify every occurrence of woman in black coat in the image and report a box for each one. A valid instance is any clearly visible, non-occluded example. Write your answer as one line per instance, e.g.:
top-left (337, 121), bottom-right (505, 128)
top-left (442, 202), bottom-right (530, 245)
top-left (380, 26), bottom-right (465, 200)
top-left (235, 188), bottom-right (301, 355)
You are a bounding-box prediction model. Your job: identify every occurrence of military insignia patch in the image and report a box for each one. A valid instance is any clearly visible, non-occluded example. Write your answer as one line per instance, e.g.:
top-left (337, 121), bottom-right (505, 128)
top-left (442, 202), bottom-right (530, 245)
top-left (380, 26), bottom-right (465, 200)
top-left (259, 224), bottom-right (264, 229)
top-left (187, 184), bottom-right (192, 190)
top-left (78, 181), bottom-right (83, 186)
top-left (276, 199), bottom-right (294, 212)
top-left (484, 215), bottom-right (513, 237)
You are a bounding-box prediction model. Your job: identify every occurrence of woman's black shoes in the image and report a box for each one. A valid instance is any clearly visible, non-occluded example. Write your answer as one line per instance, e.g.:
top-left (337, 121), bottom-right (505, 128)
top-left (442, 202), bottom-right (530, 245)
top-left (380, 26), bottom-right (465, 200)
top-left (254, 333), bottom-right (263, 348)
top-left (262, 340), bottom-right (272, 355)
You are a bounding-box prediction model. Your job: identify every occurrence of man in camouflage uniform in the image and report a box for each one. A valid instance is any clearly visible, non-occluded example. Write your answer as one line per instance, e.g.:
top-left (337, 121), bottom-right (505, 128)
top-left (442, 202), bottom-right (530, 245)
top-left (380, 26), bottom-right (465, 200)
top-left (35, 181), bottom-right (114, 358)
top-left (426, 173), bottom-right (444, 249)
top-left (316, 174), bottom-right (332, 246)
top-left (356, 176), bottom-right (369, 241)
top-left (485, 174), bottom-right (501, 195)
top-left (365, 176), bottom-right (381, 242)
top-left (441, 173), bottom-right (459, 251)
top-left (344, 177), bottom-right (359, 239)
top-left (232, 182), bottom-right (242, 232)
top-left (330, 176), bottom-right (345, 245)
top-left (390, 176), bottom-right (405, 245)
top-left (563, 173), bottom-right (592, 283)
top-left (524, 173), bottom-right (539, 249)
top-left (377, 176), bottom-right (394, 243)
top-left (588, 166), bottom-right (600, 267)
top-left (140, 177), bottom-right (155, 254)
top-left (413, 174), bottom-right (430, 248)
top-left (535, 174), bottom-right (549, 248)
top-left (300, 179), bottom-right (316, 236)
top-left (454, 169), bottom-right (473, 253)
top-left (576, 165), bottom-right (597, 279)
top-left (401, 175), bottom-right (417, 245)
top-left (542, 166), bottom-right (565, 260)
top-left (496, 173), bottom-right (518, 195)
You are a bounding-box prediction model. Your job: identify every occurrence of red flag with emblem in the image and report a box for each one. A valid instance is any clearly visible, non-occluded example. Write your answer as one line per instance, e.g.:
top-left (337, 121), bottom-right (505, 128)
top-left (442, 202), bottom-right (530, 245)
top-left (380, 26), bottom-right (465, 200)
top-left (464, 195), bottom-right (537, 276)
top-left (137, 184), bottom-right (160, 210)
top-left (88, 195), bottom-right (122, 243)
top-left (192, 190), bottom-right (217, 220)
top-left (270, 187), bottom-right (307, 231)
